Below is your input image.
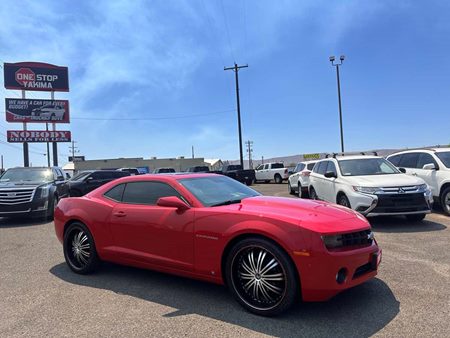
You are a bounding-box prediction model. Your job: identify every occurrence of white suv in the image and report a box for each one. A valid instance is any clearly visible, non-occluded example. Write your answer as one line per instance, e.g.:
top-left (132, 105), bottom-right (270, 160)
top-left (287, 160), bottom-right (317, 197)
top-left (387, 148), bottom-right (450, 215)
top-left (308, 155), bottom-right (433, 221)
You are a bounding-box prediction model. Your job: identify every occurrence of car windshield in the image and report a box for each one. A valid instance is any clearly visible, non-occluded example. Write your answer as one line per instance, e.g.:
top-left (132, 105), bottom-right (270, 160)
top-left (436, 151), bottom-right (450, 168)
top-left (0, 168), bottom-right (53, 182)
top-left (338, 158), bottom-right (400, 176)
top-left (179, 175), bottom-right (260, 207)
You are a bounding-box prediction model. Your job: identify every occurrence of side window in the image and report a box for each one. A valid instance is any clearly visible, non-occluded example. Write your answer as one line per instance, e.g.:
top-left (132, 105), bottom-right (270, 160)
top-left (263, 164), bottom-right (269, 169)
top-left (112, 171), bottom-right (128, 178)
top-left (255, 164), bottom-right (263, 171)
top-left (104, 184), bottom-right (125, 202)
top-left (307, 162), bottom-right (316, 170)
top-left (398, 153), bottom-right (419, 168)
top-left (417, 153), bottom-right (438, 169)
top-left (298, 163), bottom-right (305, 172)
top-left (91, 172), bottom-right (106, 180)
top-left (122, 181), bottom-right (181, 205)
top-left (326, 161), bottom-right (337, 175)
top-left (387, 154), bottom-right (402, 166)
top-left (317, 161), bottom-right (328, 175)
top-left (312, 162), bottom-right (321, 173)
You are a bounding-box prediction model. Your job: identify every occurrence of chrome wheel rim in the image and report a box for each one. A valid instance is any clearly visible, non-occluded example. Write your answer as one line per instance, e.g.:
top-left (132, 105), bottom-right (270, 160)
top-left (231, 246), bottom-right (287, 311)
top-left (445, 192), bottom-right (450, 213)
top-left (68, 229), bottom-right (91, 269)
top-left (340, 197), bottom-right (349, 207)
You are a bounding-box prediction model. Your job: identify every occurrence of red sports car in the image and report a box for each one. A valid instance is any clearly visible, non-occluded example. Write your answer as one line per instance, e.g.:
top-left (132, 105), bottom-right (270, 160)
top-left (54, 174), bottom-right (381, 316)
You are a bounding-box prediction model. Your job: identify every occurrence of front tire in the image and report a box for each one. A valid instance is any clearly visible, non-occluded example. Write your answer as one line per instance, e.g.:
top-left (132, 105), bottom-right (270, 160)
top-left (440, 187), bottom-right (450, 215)
top-left (63, 222), bottom-right (100, 274)
top-left (405, 214), bottom-right (426, 222)
top-left (225, 238), bottom-right (299, 316)
top-left (337, 194), bottom-right (351, 209)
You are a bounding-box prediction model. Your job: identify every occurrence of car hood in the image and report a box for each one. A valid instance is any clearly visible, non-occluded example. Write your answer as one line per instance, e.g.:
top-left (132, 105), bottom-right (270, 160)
top-left (0, 181), bottom-right (44, 189)
top-left (228, 196), bottom-right (370, 234)
top-left (341, 174), bottom-right (425, 187)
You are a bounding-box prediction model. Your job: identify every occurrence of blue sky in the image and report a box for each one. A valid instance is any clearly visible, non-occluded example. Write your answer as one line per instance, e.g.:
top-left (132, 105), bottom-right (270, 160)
top-left (1, 0), bottom-right (450, 168)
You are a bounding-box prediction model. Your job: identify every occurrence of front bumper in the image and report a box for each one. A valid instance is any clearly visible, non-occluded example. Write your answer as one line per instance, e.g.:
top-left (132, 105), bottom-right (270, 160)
top-left (295, 243), bottom-right (381, 301)
top-left (348, 190), bottom-right (433, 217)
top-left (0, 197), bottom-right (49, 218)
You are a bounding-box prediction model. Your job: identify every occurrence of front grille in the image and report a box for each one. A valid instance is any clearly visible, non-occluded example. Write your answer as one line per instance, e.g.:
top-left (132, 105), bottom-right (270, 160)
top-left (372, 193), bottom-right (428, 213)
top-left (0, 188), bottom-right (36, 205)
top-left (341, 229), bottom-right (373, 247)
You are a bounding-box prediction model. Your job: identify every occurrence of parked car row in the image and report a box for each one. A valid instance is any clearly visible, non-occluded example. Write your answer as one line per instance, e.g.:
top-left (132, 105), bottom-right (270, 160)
top-left (287, 147), bottom-right (450, 219)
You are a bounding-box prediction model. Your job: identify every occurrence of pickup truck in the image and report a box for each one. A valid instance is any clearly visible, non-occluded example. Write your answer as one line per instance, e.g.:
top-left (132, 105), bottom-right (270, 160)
top-left (254, 162), bottom-right (290, 184)
top-left (221, 164), bottom-right (255, 185)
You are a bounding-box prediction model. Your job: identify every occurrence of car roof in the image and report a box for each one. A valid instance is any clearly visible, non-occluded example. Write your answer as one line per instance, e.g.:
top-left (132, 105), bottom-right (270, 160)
top-left (321, 155), bottom-right (380, 161)
top-left (111, 173), bottom-right (220, 183)
top-left (388, 147), bottom-right (450, 156)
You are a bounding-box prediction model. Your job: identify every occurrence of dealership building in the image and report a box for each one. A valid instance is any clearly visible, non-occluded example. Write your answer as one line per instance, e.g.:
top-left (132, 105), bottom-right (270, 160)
top-left (71, 156), bottom-right (208, 173)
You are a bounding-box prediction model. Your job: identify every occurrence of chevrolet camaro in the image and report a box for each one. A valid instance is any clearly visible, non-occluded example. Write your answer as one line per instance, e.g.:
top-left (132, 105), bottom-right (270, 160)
top-left (54, 174), bottom-right (381, 316)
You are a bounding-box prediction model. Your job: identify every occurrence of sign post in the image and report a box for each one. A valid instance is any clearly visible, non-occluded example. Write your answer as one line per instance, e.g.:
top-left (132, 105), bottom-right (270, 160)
top-left (3, 62), bottom-right (69, 167)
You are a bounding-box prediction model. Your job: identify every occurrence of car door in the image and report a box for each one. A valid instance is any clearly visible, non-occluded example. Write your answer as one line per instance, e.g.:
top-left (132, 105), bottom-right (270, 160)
top-left (53, 168), bottom-right (69, 198)
top-left (108, 181), bottom-right (195, 271)
top-left (291, 163), bottom-right (303, 188)
top-left (314, 161), bottom-right (329, 200)
top-left (322, 161), bottom-right (338, 202)
top-left (414, 152), bottom-right (440, 196)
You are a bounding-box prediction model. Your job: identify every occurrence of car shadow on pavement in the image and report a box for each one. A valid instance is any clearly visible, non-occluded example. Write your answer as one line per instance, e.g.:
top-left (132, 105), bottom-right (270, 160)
top-left (0, 217), bottom-right (50, 228)
top-left (369, 217), bottom-right (447, 233)
top-left (50, 262), bottom-right (399, 338)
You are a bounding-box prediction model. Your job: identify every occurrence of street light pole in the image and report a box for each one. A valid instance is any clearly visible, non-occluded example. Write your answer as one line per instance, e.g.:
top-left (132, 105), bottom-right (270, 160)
top-left (330, 55), bottom-right (345, 153)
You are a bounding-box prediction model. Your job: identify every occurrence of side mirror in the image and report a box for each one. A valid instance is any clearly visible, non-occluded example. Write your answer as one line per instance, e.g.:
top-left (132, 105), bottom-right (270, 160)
top-left (86, 176), bottom-right (93, 182)
top-left (324, 171), bottom-right (337, 178)
top-left (157, 196), bottom-right (190, 211)
top-left (422, 163), bottom-right (437, 170)
top-left (398, 167), bottom-right (406, 173)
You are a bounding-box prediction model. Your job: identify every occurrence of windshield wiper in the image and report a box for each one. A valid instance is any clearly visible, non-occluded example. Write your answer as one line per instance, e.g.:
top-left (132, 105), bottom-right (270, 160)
top-left (210, 199), bottom-right (242, 207)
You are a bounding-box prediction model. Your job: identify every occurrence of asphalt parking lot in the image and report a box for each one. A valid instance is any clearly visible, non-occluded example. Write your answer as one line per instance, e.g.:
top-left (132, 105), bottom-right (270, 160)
top-left (1, 183), bottom-right (449, 337)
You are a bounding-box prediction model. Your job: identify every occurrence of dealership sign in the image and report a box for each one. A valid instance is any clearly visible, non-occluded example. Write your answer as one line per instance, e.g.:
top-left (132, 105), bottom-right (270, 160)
top-left (7, 130), bottom-right (71, 143)
top-left (3, 62), bottom-right (69, 92)
top-left (5, 98), bottom-right (70, 123)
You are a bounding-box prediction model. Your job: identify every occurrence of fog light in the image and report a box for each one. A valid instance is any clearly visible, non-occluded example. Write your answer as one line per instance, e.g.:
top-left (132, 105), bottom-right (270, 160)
top-left (336, 268), bottom-right (347, 284)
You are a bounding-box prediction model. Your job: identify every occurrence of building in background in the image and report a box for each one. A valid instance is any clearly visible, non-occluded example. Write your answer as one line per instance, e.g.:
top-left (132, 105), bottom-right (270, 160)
top-left (204, 158), bottom-right (223, 171)
top-left (73, 157), bottom-right (207, 173)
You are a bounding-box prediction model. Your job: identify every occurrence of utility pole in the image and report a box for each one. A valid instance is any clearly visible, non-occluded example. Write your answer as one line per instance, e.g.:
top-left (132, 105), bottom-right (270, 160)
top-left (191, 145), bottom-right (194, 159)
top-left (224, 63), bottom-right (248, 168)
top-left (69, 140), bottom-right (78, 160)
top-left (245, 140), bottom-right (253, 169)
top-left (329, 55), bottom-right (345, 153)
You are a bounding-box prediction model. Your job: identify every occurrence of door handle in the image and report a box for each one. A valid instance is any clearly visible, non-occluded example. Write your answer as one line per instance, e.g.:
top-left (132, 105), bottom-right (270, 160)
top-left (412, 173), bottom-right (417, 176)
top-left (113, 211), bottom-right (127, 217)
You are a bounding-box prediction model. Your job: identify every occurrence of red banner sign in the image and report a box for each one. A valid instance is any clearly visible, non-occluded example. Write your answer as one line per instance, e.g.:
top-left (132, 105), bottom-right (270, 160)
top-left (7, 130), bottom-right (71, 143)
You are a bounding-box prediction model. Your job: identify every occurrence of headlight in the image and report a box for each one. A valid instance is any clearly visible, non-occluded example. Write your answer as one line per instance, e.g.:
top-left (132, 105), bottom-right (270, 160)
top-left (353, 186), bottom-right (380, 194)
top-left (322, 235), bottom-right (344, 249)
top-left (40, 185), bottom-right (50, 198)
top-left (417, 184), bottom-right (428, 192)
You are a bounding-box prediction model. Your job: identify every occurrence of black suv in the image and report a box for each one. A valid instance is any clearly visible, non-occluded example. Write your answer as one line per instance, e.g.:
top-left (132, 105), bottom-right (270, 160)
top-left (68, 170), bottom-right (130, 196)
top-left (0, 167), bottom-right (69, 219)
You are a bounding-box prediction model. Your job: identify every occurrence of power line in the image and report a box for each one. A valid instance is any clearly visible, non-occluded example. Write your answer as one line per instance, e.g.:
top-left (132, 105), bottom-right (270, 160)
top-left (71, 109), bottom-right (235, 121)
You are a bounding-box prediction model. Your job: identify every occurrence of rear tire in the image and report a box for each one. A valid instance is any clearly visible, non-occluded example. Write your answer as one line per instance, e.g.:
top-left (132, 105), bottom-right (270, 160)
top-left (63, 222), bottom-right (100, 274)
top-left (288, 181), bottom-right (295, 195)
top-left (440, 187), bottom-right (450, 216)
top-left (274, 174), bottom-right (282, 184)
top-left (405, 214), bottom-right (426, 222)
top-left (309, 187), bottom-right (318, 200)
top-left (225, 237), bottom-right (299, 316)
